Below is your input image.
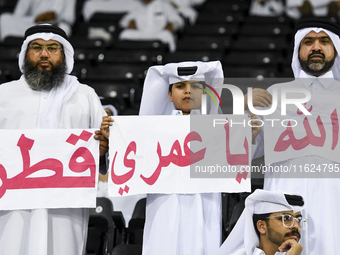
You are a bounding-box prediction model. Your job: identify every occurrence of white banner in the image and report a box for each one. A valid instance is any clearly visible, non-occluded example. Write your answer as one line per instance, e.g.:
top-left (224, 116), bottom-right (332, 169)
top-left (264, 90), bottom-right (340, 165)
top-left (0, 129), bottom-right (99, 210)
top-left (108, 115), bottom-right (252, 197)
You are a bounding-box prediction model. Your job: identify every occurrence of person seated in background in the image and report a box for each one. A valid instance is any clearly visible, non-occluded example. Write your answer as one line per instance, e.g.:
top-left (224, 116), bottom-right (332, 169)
top-left (217, 189), bottom-right (307, 255)
top-left (82, 0), bottom-right (139, 23)
top-left (82, 0), bottom-right (140, 42)
top-left (249, 0), bottom-right (285, 17)
top-left (118, 0), bottom-right (184, 52)
top-left (162, 0), bottom-right (206, 25)
top-left (286, 0), bottom-right (340, 20)
top-left (0, 0), bottom-right (76, 41)
top-left (0, 23), bottom-right (107, 255)
top-left (249, 0), bottom-right (340, 20)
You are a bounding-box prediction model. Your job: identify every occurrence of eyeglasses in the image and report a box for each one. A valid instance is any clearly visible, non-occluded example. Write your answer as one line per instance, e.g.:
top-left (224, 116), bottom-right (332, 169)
top-left (267, 214), bottom-right (309, 230)
top-left (28, 44), bottom-right (62, 54)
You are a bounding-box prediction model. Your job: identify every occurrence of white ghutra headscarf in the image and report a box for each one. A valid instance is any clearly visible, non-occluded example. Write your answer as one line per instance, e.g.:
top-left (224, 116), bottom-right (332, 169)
top-left (291, 17), bottom-right (340, 78)
top-left (217, 189), bottom-right (304, 255)
top-left (139, 61), bottom-right (224, 116)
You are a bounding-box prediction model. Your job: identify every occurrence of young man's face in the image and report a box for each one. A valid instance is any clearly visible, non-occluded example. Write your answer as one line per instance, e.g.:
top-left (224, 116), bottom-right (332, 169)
top-left (168, 81), bottom-right (205, 115)
top-left (298, 30), bottom-right (337, 76)
top-left (265, 210), bottom-right (302, 248)
top-left (26, 39), bottom-right (64, 71)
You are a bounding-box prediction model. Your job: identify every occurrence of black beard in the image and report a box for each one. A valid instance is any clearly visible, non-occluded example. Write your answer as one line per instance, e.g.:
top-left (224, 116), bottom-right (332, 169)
top-left (23, 58), bottom-right (66, 91)
top-left (284, 229), bottom-right (301, 241)
top-left (298, 51), bottom-right (335, 76)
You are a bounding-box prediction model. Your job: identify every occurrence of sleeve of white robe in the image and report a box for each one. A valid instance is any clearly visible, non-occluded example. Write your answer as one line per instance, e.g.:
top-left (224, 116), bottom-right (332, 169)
top-left (13, 0), bottom-right (33, 16)
top-left (58, 0), bottom-right (76, 26)
top-left (119, 11), bottom-right (136, 28)
top-left (163, 2), bottom-right (184, 31)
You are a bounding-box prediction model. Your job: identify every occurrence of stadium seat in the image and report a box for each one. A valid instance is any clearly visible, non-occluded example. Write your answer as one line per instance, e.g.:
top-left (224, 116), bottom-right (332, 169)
top-left (163, 50), bottom-right (223, 64)
top-left (2, 36), bottom-right (23, 47)
top-left (112, 244), bottom-right (142, 255)
top-left (184, 23), bottom-right (239, 37)
top-left (85, 63), bottom-right (148, 82)
top-left (244, 15), bottom-right (295, 26)
top-left (203, 1), bottom-right (250, 13)
top-left (223, 66), bottom-right (279, 79)
top-left (222, 192), bottom-right (250, 241)
top-left (177, 35), bottom-right (231, 52)
top-left (232, 36), bottom-right (290, 53)
top-left (84, 78), bottom-right (141, 112)
top-left (91, 49), bottom-right (153, 66)
top-left (69, 36), bottom-right (108, 49)
top-left (0, 0), bottom-right (19, 15)
top-left (0, 62), bottom-right (21, 82)
top-left (239, 23), bottom-right (293, 37)
top-left (126, 198), bottom-right (146, 245)
top-left (86, 197), bottom-right (115, 255)
top-left (196, 11), bottom-right (245, 24)
top-left (223, 51), bottom-right (283, 68)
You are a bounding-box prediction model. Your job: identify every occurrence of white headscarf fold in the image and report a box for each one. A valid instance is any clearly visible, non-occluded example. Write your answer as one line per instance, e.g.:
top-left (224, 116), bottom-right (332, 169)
top-left (217, 189), bottom-right (304, 255)
top-left (139, 61), bottom-right (224, 115)
top-left (292, 27), bottom-right (340, 78)
top-left (19, 30), bottom-right (74, 74)
top-left (37, 75), bottom-right (79, 128)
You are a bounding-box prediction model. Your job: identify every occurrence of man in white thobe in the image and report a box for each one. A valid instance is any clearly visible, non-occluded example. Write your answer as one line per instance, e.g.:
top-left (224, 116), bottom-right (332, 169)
top-left (217, 189), bottom-right (306, 255)
top-left (0, 24), bottom-right (106, 255)
top-left (0, 0), bottom-right (76, 41)
top-left (119, 0), bottom-right (184, 52)
top-left (285, 0), bottom-right (340, 19)
top-left (248, 16), bottom-right (340, 255)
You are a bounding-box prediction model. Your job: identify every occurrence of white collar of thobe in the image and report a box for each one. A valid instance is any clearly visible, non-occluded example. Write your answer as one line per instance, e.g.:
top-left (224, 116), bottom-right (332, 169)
top-left (20, 74), bottom-right (80, 128)
top-left (253, 247), bottom-right (287, 255)
top-left (171, 109), bottom-right (201, 115)
top-left (253, 247), bottom-right (265, 255)
top-left (298, 69), bottom-right (334, 89)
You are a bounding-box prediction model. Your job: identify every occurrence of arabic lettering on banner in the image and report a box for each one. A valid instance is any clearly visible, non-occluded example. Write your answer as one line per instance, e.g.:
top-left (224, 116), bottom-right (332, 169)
top-left (0, 129), bottom-right (99, 210)
top-left (264, 88), bottom-right (340, 166)
top-left (108, 115), bottom-right (252, 197)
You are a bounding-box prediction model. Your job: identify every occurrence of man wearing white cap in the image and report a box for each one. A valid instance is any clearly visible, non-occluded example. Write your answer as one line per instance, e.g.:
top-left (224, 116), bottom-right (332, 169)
top-left (0, 24), bottom-right (106, 255)
top-left (248, 16), bottom-right (340, 254)
top-left (217, 189), bottom-right (307, 255)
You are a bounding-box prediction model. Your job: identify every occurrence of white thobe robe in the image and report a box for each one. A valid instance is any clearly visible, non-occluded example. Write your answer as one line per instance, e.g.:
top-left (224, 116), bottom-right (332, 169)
top-left (252, 247), bottom-right (285, 255)
top-left (161, 0), bottom-right (199, 25)
top-left (0, 0), bottom-right (76, 41)
top-left (285, 0), bottom-right (334, 19)
top-left (253, 70), bottom-right (340, 255)
top-left (82, 0), bottom-right (140, 22)
top-left (119, 0), bottom-right (184, 52)
top-left (0, 75), bottom-right (106, 255)
top-left (249, 0), bottom-right (284, 17)
top-left (142, 110), bottom-right (222, 255)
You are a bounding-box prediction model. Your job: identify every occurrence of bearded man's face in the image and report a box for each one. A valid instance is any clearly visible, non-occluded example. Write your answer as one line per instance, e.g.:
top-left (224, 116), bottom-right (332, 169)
top-left (298, 30), bottom-right (337, 76)
top-left (23, 39), bottom-right (66, 91)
